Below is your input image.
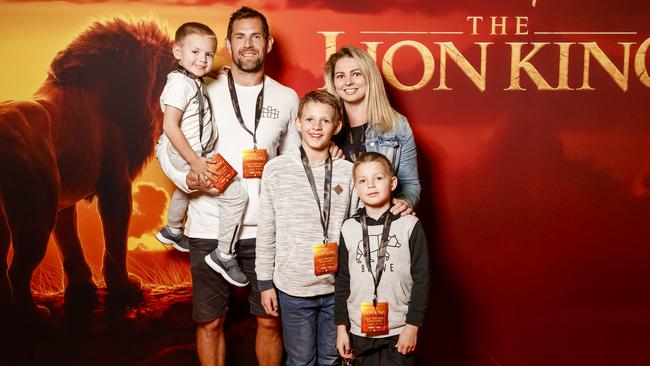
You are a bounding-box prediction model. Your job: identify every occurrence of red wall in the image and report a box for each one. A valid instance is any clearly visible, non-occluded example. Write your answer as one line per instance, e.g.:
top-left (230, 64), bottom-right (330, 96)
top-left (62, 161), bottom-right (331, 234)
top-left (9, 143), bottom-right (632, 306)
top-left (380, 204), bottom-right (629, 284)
top-left (1, 1), bottom-right (649, 365)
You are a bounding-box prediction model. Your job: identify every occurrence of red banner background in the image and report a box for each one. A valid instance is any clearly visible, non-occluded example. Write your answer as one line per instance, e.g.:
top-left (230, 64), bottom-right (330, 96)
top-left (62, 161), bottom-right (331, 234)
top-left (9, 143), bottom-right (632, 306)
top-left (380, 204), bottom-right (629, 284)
top-left (1, 0), bottom-right (649, 365)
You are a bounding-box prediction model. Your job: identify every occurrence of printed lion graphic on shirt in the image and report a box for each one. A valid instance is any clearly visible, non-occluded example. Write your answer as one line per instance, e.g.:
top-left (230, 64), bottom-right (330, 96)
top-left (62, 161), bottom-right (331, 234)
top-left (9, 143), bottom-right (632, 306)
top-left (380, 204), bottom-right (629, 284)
top-left (355, 234), bottom-right (401, 264)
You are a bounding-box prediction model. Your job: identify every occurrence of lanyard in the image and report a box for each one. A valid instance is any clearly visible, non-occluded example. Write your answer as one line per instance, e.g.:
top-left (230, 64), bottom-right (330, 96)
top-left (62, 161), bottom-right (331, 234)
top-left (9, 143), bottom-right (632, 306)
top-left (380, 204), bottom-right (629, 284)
top-left (227, 70), bottom-right (265, 150)
top-left (360, 209), bottom-right (392, 307)
top-left (177, 65), bottom-right (215, 156)
top-left (299, 146), bottom-right (333, 243)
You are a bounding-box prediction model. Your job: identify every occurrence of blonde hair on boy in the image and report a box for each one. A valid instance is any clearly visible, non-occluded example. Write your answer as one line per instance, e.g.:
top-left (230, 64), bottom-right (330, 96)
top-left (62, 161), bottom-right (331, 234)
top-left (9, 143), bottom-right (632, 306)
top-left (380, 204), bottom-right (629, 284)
top-left (298, 90), bottom-right (343, 124)
top-left (352, 152), bottom-right (394, 181)
top-left (174, 22), bottom-right (217, 44)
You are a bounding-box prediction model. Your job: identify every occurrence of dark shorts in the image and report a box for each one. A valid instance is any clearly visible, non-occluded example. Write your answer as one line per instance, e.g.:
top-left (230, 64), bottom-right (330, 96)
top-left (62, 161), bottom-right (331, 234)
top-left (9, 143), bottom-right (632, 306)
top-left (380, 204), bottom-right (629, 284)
top-left (350, 334), bottom-right (415, 366)
top-left (188, 237), bottom-right (266, 323)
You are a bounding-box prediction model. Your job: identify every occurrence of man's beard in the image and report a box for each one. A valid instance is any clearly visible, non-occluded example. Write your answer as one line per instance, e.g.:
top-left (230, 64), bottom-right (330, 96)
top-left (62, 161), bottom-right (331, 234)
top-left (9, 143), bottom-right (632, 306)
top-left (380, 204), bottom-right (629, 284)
top-left (232, 48), bottom-right (264, 73)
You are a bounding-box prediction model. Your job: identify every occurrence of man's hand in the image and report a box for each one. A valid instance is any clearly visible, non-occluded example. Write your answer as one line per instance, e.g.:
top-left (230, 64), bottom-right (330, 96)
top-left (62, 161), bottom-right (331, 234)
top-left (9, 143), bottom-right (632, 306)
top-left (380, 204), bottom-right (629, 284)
top-left (390, 198), bottom-right (414, 216)
top-left (395, 324), bottom-right (418, 355)
top-left (186, 170), bottom-right (221, 195)
top-left (336, 325), bottom-right (353, 359)
top-left (260, 288), bottom-right (280, 316)
top-left (205, 64), bottom-right (232, 79)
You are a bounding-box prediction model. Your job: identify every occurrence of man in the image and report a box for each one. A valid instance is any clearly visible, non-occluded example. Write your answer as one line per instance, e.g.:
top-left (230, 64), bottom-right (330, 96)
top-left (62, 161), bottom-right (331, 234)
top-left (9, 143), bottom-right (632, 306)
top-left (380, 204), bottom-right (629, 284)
top-left (158, 7), bottom-right (299, 366)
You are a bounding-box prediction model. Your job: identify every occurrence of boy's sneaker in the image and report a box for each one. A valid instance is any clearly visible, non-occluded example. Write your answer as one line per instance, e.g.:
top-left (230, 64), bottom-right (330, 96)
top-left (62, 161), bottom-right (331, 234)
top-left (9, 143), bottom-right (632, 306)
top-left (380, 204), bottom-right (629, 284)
top-left (205, 250), bottom-right (249, 287)
top-left (155, 226), bottom-right (189, 253)
top-left (173, 236), bottom-right (190, 253)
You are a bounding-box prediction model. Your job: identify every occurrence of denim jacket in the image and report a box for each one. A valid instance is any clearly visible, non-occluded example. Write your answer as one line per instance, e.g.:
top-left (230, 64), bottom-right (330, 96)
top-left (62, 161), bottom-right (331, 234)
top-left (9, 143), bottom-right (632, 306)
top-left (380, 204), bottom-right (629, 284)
top-left (365, 114), bottom-right (421, 207)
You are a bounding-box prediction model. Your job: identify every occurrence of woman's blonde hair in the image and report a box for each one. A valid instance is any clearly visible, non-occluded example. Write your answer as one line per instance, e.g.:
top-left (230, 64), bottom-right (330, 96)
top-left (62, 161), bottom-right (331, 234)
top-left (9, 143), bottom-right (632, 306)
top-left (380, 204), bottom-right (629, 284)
top-left (324, 46), bottom-right (398, 133)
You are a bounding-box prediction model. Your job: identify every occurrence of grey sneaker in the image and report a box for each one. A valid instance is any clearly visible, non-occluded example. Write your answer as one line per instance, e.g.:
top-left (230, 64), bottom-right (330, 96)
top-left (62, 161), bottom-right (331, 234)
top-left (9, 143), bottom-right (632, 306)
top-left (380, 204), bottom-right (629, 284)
top-left (173, 235), bottom-right (190, 253)
top-left (205, 250), bottom-right (249, 287)
top-left (155, 226), bottom-right (189, 252)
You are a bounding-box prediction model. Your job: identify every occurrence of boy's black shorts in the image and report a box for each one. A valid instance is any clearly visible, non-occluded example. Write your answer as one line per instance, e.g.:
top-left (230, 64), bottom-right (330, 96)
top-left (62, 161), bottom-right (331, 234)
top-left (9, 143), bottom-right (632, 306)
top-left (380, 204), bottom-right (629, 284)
top-left (350, 334), bottom-right (415, 366)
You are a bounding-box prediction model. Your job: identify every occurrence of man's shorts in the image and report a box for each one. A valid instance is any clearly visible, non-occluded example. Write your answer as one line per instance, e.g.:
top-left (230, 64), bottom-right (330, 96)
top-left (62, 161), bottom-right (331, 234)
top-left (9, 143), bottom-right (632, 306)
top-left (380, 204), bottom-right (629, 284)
top-left (188, 237), bottom-right (266, 323)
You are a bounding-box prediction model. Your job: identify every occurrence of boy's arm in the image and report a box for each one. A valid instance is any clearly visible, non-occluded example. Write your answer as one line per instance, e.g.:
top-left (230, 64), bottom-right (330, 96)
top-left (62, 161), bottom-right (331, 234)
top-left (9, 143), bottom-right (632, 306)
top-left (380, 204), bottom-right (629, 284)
top-left (255, 165), bottom-right (277, 291)
top-left (405, 220), bottom-right (430, 327)
top-left (335, 234), bottom-right (352, 327)
top-left (162, 106), bottom-right (215, 185)
top-left (163, 106), bottom-right (201, 167)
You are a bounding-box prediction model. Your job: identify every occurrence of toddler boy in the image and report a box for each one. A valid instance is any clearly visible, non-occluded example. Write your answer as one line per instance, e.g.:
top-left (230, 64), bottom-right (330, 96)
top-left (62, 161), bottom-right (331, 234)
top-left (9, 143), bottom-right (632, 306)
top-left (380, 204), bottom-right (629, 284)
top-left (155, 22), bottom-right (248, 287)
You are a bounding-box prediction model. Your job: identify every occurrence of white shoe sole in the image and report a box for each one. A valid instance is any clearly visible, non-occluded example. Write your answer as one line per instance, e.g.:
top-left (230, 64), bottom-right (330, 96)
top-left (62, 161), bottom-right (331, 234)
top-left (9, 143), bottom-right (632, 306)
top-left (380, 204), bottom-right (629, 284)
top-left (172, 242), bottom-right (190, 253)
top-left (205, 254), bottom-right (249, 287)
top-left (155, 231), bottom-right (177, 246)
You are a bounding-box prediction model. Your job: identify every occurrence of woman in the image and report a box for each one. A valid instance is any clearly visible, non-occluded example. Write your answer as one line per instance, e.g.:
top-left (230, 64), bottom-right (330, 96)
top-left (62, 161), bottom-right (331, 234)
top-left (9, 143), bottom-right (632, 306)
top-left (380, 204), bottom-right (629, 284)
top-left (325, 46), bottom-right (421, 212)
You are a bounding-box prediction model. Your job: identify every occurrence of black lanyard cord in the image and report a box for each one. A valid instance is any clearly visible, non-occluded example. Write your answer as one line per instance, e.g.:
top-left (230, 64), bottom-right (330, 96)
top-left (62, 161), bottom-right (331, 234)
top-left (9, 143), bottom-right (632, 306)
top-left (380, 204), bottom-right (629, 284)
top-left (227, 70), bottom-right (265, 150)
top-left (299, 146), bottom-right (333, 243)
top-left (360, 209), bottom-right (392, 307)
top-left (176, 65), bottom-right (215, 156)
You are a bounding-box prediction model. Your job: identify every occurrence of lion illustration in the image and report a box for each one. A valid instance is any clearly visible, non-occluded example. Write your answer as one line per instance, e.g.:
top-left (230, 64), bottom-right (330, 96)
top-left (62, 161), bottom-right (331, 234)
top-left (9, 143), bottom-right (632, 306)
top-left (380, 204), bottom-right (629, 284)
top-left (356, 235), bottom-right (401, 264)
top-left (0, 19), bottom-right (175, 319)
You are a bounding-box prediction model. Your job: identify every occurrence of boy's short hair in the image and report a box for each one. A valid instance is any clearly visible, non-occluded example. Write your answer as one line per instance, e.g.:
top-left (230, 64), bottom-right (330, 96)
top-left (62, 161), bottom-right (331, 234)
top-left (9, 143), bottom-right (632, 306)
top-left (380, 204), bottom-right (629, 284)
top-left (298, 90), bottom-right (343, 124)
top-left (353, 152), bottom-right (395, 180)
top-left (175, 22), bottom-right (217, 44)
top-left (227, 6), bottom-right (269, 39)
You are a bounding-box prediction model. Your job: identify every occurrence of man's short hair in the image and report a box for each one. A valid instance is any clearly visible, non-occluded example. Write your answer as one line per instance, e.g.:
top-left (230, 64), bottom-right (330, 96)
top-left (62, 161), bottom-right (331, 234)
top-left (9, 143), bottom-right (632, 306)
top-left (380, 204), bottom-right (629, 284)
top-left (227, 6), bottom-right (269, 39)
top-left (298, 90), bottom-right (343, 124)
top-left (353, 152), bottom-right (395, 180)
top-left (175, 22), bottom-right (216, 44)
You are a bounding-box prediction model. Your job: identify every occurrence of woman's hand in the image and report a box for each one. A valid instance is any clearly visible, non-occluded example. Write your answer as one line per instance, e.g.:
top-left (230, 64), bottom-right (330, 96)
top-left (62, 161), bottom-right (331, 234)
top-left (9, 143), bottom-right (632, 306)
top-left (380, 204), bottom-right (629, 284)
top-left (329, 142), bottom-right (345, 160)
top-left (390, 198), bottom-right (414, 216)
top-left (205, 64), bottom-right (231, 79)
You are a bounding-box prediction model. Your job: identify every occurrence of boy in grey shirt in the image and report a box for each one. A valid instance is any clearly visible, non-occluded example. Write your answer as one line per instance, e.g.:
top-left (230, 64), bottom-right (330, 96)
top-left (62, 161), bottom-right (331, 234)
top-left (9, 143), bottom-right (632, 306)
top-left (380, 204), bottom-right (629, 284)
top-left (256, 90), bottom-right (355, 365)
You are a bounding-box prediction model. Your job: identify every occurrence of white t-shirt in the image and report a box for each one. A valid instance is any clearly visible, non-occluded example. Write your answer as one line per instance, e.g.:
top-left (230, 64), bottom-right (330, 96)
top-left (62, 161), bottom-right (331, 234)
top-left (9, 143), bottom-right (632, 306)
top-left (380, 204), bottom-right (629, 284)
top-left (158, 72), bottom-right (217, 158)
top-left (181, 74), bottom-right (301, 239)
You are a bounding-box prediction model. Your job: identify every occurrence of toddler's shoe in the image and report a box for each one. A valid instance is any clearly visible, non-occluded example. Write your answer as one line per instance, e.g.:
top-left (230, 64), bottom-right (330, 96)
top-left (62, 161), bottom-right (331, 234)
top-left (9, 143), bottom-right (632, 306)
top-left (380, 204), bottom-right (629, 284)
top-left (155, 226), bottom-right (189, 253)
top-left (205, 250), bottom-right (249, 287)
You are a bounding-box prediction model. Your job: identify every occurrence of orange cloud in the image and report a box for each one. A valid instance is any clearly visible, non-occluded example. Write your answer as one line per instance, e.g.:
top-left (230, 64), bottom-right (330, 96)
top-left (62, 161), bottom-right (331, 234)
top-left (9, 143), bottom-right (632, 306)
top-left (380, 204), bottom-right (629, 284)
top-left (127, 181), bottom-right (171, 252)
top-left (129, 181), bottom-right (168, 238)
